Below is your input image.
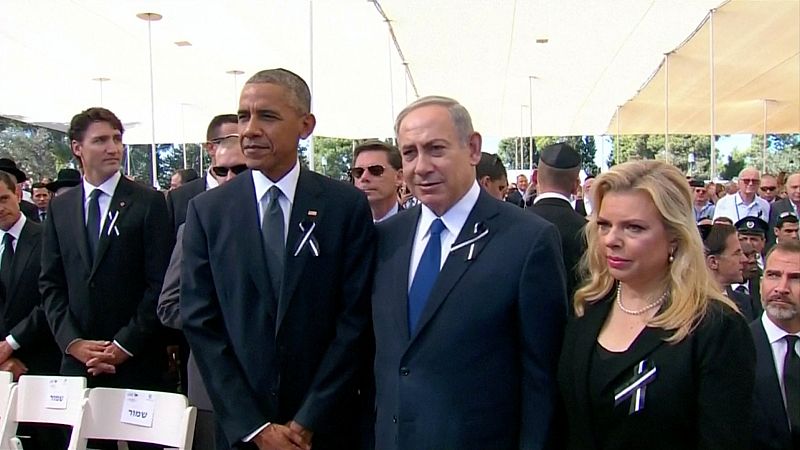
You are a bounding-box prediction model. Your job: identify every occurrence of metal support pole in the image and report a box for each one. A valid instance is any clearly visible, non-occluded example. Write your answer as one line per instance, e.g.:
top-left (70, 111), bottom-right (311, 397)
top-left (709, 10), bottom-right (717, 179)
top-left (308, 0), bottom-right (316, 170)
top-left (664, 53), bottom-right (670, 163)
top-left (615, 106), bottom-right (621, 166)
top-left (763, 100), bottom-right (769, 173)
top-left (528, 76), bottom-right (534, 170)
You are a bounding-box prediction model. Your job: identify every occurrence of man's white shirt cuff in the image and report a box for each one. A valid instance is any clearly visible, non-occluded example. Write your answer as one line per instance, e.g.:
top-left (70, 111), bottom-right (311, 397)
top-left (243, 423), bottom-right (271, 442)
top-left (5, 335), bottom-right (20, 350)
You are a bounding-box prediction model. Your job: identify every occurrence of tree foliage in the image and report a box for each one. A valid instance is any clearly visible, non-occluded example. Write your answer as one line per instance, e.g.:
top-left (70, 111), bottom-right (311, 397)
top-left (607, 134), bottom-right (713, 179)
top-left (497, 136), bottom-right (599, 175)
top-left (0, 117), bottom-right (73, 181)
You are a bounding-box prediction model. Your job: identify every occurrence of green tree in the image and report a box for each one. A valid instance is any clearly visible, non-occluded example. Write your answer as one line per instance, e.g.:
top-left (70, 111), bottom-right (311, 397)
top-left (720, 151), bottom-right (746, 180)
top-left (0, 118), bottom-right (73, 180)
top-left (498, 136), bottom-right (598, 174)
top-left (607, 134), bottom-right (713, 178)
top-left (313, 137), bottom-right (354, 181)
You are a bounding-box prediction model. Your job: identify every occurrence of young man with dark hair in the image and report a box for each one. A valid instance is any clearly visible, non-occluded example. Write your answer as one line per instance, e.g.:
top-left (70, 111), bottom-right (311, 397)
top-left (475, 152), bottom-right (508, 201)
top-left (40, 107), bottom-right (173, 449)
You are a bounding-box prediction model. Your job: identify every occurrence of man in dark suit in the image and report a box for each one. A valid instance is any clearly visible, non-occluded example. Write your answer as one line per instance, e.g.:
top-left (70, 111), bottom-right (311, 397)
top-left (574, 175), bottom-right (594, 217)
top-left (528, 142), bottom-right (587, 301)
top-left (351, 140), bottom-right (404, 222)
top-left (372, 96), bottom-right (568, 449)
top-left (751, 239), bottom-right (800, 450)
top-left (476, 151), bottom-right (508, 201)
top-left (505, 173), bottom-right (526, 206)
top-left (181, 68), bottom-right (375, 450)
top-left (158, 138), bottom-right (247, 450)
top-left (768, 173), bottom-right (799, 245)
top-left (0, 171), bottom-right (63, 450)
top-left (166, 114), bottom-right (239, 233)
top-left (40, 107), bottom-right (172, 390)
top-left (31, 183), bottom-right (51, 223)
top-left (0, 158), bottom-right (40, 223)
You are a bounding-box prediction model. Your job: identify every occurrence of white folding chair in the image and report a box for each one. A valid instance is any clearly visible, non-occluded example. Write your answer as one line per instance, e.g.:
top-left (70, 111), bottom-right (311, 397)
top-left (0, 375), bottom-right (88, 450)
top-left (76, 388), bottom-right (196, 450)
top-left (0, 371), bottom-right (15, 422)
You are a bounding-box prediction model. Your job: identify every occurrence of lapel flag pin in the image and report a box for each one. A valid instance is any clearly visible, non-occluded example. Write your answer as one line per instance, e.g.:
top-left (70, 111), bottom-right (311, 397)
top-left (307, 210), bottom-right (318, 217)
top-left (119, 201), bottom-right (126, 208)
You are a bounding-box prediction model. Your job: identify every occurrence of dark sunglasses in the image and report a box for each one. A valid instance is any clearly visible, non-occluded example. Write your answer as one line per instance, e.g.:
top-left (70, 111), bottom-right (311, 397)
top-left (760, 186), bottom-right (776, 192)
top-left (348, 165), bottom-right (385, 179)
top-left (208, 134), bottom-right (239, 145)
top-left (211, 164), bottom-right (248, 177)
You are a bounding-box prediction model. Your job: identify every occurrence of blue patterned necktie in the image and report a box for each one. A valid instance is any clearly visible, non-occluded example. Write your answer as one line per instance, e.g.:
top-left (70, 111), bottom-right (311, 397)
top-left (408, 218), bottom-right (446, 334)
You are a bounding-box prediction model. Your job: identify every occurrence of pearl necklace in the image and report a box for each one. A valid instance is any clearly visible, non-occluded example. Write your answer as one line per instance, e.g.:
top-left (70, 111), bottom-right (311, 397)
top-left (616, 284), bottom-right (668, 315)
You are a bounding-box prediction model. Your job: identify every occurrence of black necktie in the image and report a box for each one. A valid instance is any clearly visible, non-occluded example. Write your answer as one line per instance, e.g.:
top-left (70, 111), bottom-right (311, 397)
top-left (87, 189), bottom-right (102, 259)
top-left (0, 233), bottom-right (14, 295)
top-left (735, 285), bottom-right (748, 295)
top-left (262, 186), bottom-right (285, 299)
top-left (784, 335), bottom-right (800, 441)
top-left (39, 210), bottom-right (46, 222)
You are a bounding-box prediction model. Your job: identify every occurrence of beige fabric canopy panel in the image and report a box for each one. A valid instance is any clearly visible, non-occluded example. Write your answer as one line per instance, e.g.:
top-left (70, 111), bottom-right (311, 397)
top-left (609, 0), bottom-right (800, 136)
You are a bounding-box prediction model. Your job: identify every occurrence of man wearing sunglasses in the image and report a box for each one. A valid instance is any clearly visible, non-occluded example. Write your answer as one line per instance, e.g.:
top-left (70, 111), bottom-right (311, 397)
top-left (350, 140), bottom-right (403, 223)
top-left (759, 174), bottom-right (779, 204)
top-left (166, 114), bottom-right (238, 234)
top-left (690, 179), bottom-right (715, 223)
top-left (768, 172), bottom-right (800, 246)
top-left (714, 167), bottom-right (771, 224)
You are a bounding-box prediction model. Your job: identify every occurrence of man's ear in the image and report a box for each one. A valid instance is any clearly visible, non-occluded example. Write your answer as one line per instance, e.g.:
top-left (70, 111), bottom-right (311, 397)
top-left (706, 255), bottom-right (719, 270)
top-left (299, 114), bottom-right (317, 140)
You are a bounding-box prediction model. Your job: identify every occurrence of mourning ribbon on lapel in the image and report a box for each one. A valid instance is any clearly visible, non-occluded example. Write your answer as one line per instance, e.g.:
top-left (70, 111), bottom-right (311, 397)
top-left (613, 359), bottom-right (657, 414)
top-left (449, 222), bottom-right (488, 261)
top-left (293, 220), bottom-right (320, 257)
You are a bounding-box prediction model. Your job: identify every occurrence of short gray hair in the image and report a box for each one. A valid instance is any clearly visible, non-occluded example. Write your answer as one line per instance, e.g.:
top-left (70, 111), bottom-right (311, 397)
top-left (394, 96), bottom-right (474, 144)
top-left (246, 68), bottom-right (311, 115)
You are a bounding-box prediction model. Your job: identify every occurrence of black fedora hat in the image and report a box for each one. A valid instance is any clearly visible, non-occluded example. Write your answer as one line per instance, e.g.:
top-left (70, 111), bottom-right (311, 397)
top-left (0, 158), bottom-right (27, 183)
top-left (46, 168), bottom-right (82, 192)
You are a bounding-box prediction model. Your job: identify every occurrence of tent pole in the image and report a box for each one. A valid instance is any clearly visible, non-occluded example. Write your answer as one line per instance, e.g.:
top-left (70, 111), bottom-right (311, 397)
top-left (664, 53), bottom-right (670, 163)
top-left (528, 76), bottom-right (534, 170)
top-left (762, 99), bottom-right (768, 174)
top-left (709, 9), bottom-right (717, 179)
top-left (308, 0), bottom-right (315, 171)
top-left (520, 105), bottom-right (527, 169)
top-left (615, 106), bottom-right (621, 166)
top-left (387, 31), bottom-right (395, 126)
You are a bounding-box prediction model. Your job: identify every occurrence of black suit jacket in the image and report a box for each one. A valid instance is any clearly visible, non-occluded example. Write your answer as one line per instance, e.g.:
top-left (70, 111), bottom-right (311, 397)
top-left (372, 190), bottom-right (568, 450)
top-left (1, 220), bottom-right (59, 374)
top-left (19, 201), bottom-right (40, 223)
top-left (529, 196), bottom-right (587, 300)
top-left (727, 286), bottom-right (761, 322)
top-left (558, 293), bottom-right (756, 450)
top-left (505, 189), bottom-right (524, 207)
top-left (574, 198), bottom-right (587, 217)
top-left (40, 176), bottom-right (173, 388)
top-left (165, 177), bottom-right (206, 234)
top-left (750, 319), bottom-right (793, 450)
top-left (181, 169), bottom-right (375, 449)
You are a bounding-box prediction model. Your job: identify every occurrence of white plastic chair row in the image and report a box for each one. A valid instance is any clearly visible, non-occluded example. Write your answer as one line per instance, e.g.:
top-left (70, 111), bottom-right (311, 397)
top-left (0, 373), bottom-right (196, 450)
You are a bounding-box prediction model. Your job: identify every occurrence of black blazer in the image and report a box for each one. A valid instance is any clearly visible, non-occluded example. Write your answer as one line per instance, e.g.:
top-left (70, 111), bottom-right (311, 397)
top-left (19, 201), bottom-right (40, 223)
top-left (40, 176), bottom-right (173, 388)
top-left (750, 319), bottom-right (793, 450)
top-left (558, 293), bottom-right (756, 450)
top-left (726, 286), bottom-right (761, 322)
top-left (574, 198), bottom-right (587, 217)
top-left (529, 196), bottom-right (587, 299)
top-left (505, 189), bottom-right (524, 207)
top-left (372, 190), bottom-right (568, 450)
top-left (165, 177), bottom-right (206, 234)
top-left (1, 220), bottom-right (59, 374)
top-left (181, 169), bottom-right (375, 449)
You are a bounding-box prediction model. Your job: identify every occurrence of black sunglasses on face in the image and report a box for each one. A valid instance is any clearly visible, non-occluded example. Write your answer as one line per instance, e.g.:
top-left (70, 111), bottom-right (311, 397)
top-left (208, 134), bottom-right (239, 145)
top-left (349, 165), bottom-right (386, 179)
top-left (211, 164), bottom-right (248, 177)
top-left (760, 186), bottom-right (776, 192)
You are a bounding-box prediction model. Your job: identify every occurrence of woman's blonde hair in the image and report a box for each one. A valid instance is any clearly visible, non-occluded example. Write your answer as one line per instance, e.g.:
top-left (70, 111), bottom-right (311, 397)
top-left (574, 160), bottom-right (734, 343)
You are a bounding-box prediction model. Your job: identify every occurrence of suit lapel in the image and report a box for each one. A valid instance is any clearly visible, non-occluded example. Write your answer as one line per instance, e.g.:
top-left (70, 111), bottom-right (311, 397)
top-left (389, 206), bottom-right (420, 342)
top-left (91, 178), bottom-right (133, 276)
top-left (409, 191), bottom-right (499, 343)
top-left (66, 185), bottom-right (93, 271)
top-left (7, 222), bottom-right (38, 302)
top-left (277, 169), bottom-right (324, 332)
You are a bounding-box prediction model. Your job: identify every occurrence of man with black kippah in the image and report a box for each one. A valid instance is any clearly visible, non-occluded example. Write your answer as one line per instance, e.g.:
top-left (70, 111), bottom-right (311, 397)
top-left (528, 142), bottom-right (587, 302)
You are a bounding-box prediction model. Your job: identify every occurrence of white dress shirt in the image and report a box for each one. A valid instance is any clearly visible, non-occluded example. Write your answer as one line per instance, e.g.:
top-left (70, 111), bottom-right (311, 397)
top-left (761, 312), bottom-right (800, 410)
top-left (408, 181), bottom-right (480, 291)
top-left (82, 171), bottom-right (122, 231)
top-left (251, 163), bottom-right (300, 242)
top-left (1, 214), bottom-right (26, 350)
top-left (374, 203), bottom-right (399, 223)
top-left (533, 192), bottom-right (572, 206)
top-left (205, 170), bottom-right (219, 190)
top-left (244, 162), bottom-right (301, 443)
top-left (713, 192), bottom-right (771, 222)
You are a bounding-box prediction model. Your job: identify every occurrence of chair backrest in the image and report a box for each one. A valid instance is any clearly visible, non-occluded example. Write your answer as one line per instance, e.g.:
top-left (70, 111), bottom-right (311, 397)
top-left (0, 371), bottom-right (15, 421)
top-left (79, 388), bottom-right (196, 449)
top-left (0, 375), bottom-right (88, 450)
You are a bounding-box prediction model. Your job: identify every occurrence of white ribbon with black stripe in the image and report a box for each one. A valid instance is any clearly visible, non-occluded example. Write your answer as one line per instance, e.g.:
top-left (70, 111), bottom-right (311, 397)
top-left (613, 359), bottom-right (657, 414)
top-left (293, 221), bottom-right (320, 257)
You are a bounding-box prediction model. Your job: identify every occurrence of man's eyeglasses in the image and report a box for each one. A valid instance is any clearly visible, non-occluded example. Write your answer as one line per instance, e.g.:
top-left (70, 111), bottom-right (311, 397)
top-left (740, 178), bottom-right (760, 185)
top-left (760, 186), bottom-right (776, 192)
top-left (694, 188), bottom-right (707, 194)
top-left (211, 164), bottom-right (248, 177)
top-left (348, 165), bottom-right (386, 179)
top-left (208, 134), bottom-right (239, 145)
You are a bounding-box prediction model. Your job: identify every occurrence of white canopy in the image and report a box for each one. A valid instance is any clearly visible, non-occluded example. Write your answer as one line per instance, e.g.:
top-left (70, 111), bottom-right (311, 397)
top-left (1, 0), bottom-right (724, 145)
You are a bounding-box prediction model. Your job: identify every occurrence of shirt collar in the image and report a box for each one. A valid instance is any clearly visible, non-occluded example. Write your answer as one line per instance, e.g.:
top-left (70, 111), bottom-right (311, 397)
top-left (735, 192), bottom-right (758, 207)
top-left (533, 192), bottom-right (571, 205)
top-left (375, 203), bottom-right (399, 223)
top-left (83, 171), bottom-right (122, 201)
top-left (206, 169), bottom-right (219, 190)
top-left (1, 214), bottom-right (26, 242)
top-left (761, 311), bottom-right (800, 344)
top-left (252, 162), bottom-right (300, 204)
top-left (418, 181), bottom-right (480, 238)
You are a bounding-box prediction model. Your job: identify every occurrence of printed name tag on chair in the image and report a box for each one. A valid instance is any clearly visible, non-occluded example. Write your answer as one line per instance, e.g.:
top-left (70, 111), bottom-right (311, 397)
top-left (120, 390), bottom-right (155, 428)
top-left (45, 378), bottom-right (68, 410)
